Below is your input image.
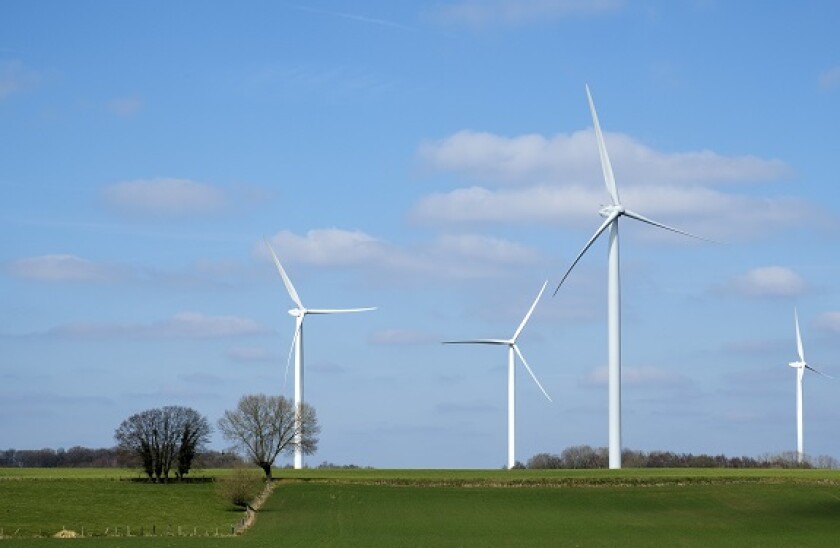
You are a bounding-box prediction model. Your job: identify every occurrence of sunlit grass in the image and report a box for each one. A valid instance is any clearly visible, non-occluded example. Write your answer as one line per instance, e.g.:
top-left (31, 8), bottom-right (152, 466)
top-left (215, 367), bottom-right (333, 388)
top-left (3, 468), bottom-right (840, 546)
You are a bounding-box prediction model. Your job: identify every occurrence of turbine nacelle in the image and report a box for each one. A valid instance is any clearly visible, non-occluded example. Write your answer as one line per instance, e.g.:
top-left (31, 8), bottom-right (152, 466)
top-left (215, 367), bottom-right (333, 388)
top-left (289, 308), bottom-right (305, 318)
top-left (599, 204), bottom-right (625, 218)
top-left (789, 361), bottom-right (805, 369)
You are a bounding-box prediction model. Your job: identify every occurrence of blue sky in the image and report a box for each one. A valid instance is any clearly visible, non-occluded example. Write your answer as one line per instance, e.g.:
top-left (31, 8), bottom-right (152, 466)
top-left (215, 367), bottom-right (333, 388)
top-left (2, 0), bottom-right (840, 468)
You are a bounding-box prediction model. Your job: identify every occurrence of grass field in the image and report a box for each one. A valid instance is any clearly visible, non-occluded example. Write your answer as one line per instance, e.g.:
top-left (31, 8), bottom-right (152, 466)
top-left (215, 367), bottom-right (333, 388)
top-left (2, 468), bottom-right (840, 546)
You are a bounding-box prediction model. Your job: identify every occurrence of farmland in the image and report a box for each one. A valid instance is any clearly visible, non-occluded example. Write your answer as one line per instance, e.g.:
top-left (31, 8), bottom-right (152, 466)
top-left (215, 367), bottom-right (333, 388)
top-left (2, 468), bottom-right (840, 546)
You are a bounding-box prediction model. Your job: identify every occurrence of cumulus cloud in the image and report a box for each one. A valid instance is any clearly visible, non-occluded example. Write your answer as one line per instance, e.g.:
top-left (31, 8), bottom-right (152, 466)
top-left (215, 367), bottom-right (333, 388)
top-left (265, 228), bottom-right (389, 266)
top-left (8, 254), bottom-right (120, 282)
top-left (430, 0), bottom-right (623, 26)
top-left (162, 312), bottom-right (270, 338)
top-left (724, 266), bottom-right (806, 298)
top-left (263, 228), bottom-right (540, 280)
top-left (103, 178), bottom-right (226, 216)
top-left (413, 128), bottom-right (819, 240)
top-left (411, 183), bottom-right (816, 240)
top-left (419, 129), bottom-right (792, 186)
top-left (0, 60), bottom-right (40, 99)
top-left (33, 312), bottom-right (271, 339)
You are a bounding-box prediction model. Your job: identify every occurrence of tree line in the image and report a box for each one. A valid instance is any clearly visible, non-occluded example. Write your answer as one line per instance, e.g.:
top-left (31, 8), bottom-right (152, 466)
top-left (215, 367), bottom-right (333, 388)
top-left (0, 393), bottom-right (320, 482)
top-left (0, 446), bottom-right (243, 469)
top-left (522, 446), bottom-right (840, 469)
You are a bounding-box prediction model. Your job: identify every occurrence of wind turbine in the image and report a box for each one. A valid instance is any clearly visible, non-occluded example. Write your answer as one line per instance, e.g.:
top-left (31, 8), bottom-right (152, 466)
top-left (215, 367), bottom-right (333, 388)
top-left (553, 85), bottom-right (708, 469)
top-left (264, 239), bottom-right (376, 469)
top-left (789, 308), bottom-right (831, 464)
top-left (444, 280), bottom-right (552, 469)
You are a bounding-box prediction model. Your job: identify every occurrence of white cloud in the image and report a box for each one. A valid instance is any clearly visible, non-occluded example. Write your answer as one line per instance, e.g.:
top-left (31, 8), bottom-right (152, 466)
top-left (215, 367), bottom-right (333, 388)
top-left (0, 60), bottom-right (40, 99)
top-left (103, 178), bottom-right (226, 216)
top-left (8, 254), bottom-right (118, 282)
top-left (263, 229), bottom-right (540, 280)
top-left (107, 96), bottom-right (144, 117)
top-left (162, 312), bottom-right (270, 338)
top-left (265, 228), bottom-right (389, 266)
top-left (411, 184), bottom-right (596, 225)
top-left (725, 266), bottom-right (806, 298)
top-left (35, 312), bottom-right (271, 339)
top-left (430, 0), bottom-right (623, 26)
top-left (411, 184), bottom-right (817, 240)
top-left (419, 129), bottom-right (792, 186)
top-left (413, 129), bottom-right (818, 240)
top-left (818, 66), bottom-right (840, 91)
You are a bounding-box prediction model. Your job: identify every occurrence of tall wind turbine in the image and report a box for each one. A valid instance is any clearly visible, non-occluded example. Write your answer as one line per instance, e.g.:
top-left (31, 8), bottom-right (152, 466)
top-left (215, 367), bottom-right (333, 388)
top-left (789, 308), bottom-right (831, 464)
top-left (553, 85), bottom-right (707, 469)
top-left (444, 281), bottom-right (552, 469)
top-left (264, 239), bottom-right (375, 469)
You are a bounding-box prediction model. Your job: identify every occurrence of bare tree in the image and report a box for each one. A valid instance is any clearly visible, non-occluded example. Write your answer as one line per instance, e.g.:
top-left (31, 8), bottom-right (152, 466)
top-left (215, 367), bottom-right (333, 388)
top-left (217, 394), bottom-right (320, 479)
top-left (114, 406), bottom-right (211, 482)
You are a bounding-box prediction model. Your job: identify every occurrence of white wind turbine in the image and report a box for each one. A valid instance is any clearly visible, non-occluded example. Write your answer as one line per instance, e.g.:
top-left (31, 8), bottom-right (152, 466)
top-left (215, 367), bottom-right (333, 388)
top-left (264, 239), bottom-right (376, 469)
top-left (789, 308), bottom-right (831, 464)
top-left (444, 281), bottom-right (552, 469)
top-left (553, 85), bottom-right (709, 469)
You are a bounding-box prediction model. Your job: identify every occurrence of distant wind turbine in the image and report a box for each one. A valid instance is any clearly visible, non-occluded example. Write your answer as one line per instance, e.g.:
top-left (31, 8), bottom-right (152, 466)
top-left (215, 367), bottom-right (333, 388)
top-left (553, 85), bottom-right (710, 469)
top-left (444, 280), bottom-right (552, 469)
top-left (789, 308), bottom-right (831, 464)
top-left (264, 239), bottom-right (376, 469)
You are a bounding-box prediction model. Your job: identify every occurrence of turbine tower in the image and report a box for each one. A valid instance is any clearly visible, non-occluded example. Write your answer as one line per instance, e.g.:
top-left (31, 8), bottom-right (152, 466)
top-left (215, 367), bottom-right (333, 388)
top-left (444, 280), bottom-right (552, 469)
top-left (553, 85), bottom-right (708, 469)
top-left (264, 239), bottom-right (375, 469)
top-left (789, 308), bottom-right (831, 464)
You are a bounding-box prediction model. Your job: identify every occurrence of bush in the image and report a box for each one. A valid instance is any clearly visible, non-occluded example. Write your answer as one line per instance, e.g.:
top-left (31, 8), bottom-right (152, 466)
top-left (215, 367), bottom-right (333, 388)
top-left (216, 467), bottom-right (265, 510)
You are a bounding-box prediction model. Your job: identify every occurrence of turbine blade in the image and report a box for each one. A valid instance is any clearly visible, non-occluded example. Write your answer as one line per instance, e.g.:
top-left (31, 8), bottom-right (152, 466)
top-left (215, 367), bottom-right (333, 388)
top-left (513, 344), bottom-right (552, 402)
top-left (622, 209), bottom-right (716, 243)
top-left (284, 320), bottom-right (302, 390)
top-left (512, 280), bottom-right (548, 342)
top-left (443, 339), bottom-right (509, 345)
top-left (586, 84), bottom-right (620, 206)
top-left (264, 239), bottom-right (304, 309)
top-left (553, 212), bottom-right (618, 296)
top-left (795, 308), bottom-right (805, 363)
top-left (805, 365), bottom-right (832, 379)
top-left (307, 307), bottom-right (377, 314)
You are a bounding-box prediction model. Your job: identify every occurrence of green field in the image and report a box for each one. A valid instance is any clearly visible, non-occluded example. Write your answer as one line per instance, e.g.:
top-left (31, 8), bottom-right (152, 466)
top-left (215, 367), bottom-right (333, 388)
top-left (2, 468), bottom-right (840, 546)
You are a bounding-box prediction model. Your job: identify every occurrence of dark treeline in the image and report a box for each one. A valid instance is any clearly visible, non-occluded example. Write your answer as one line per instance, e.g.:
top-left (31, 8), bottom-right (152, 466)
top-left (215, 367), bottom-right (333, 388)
top-left (0, 447), bottom-right (244, 469)
top-left (524, 446), bottom-right (840, 469)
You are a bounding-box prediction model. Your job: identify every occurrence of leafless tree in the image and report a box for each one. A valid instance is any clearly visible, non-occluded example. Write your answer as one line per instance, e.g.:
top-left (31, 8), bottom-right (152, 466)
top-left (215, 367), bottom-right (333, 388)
top-left (114, 406), bottom-right (211, 481)
top-left (217, 394), bottom-right (320, 479)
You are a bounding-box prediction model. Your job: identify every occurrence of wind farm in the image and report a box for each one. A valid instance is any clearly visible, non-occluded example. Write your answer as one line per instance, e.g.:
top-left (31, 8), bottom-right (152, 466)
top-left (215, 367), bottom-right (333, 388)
top-left (4, 0), bottom-right (840, 478)
top-left (5, 2), bottom-right (840, 545)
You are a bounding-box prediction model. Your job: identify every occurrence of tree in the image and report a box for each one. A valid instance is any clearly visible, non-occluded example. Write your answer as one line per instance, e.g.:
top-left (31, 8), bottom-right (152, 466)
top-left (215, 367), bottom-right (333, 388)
top-left (217, 394), bottom-right (320, 479)
top-left (114, 406), bottom-right (211, 482)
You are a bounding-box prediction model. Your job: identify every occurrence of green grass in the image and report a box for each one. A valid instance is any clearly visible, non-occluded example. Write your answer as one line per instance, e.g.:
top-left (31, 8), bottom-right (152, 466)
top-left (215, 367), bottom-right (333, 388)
top-left (0, 469), bottom-right (244, 543)
top-left (245, 480), bottom-right (840, 547)
top-left (3, 468), bottom-right (840, 546)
